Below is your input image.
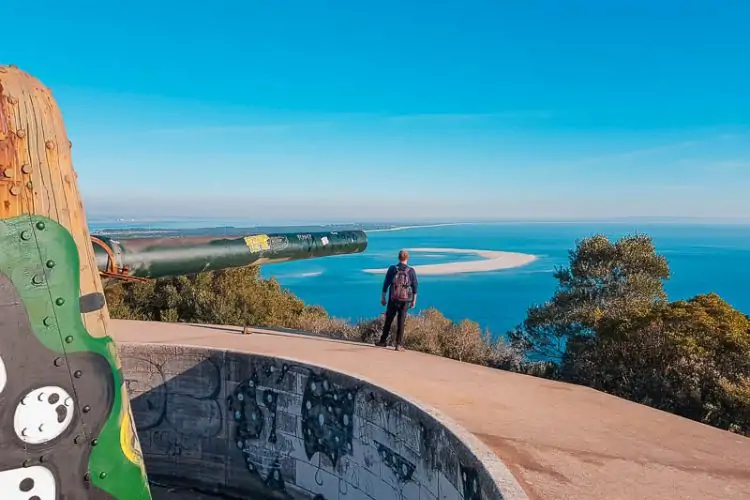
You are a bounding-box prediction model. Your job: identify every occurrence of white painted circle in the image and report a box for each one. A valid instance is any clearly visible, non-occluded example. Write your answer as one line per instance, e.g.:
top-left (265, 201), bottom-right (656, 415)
top-left (0, 465), bottom-right (56, 499)
top-left (14, 386), bottom-right (75, 444)
top-left (0, 355), bottom-right (6, 394)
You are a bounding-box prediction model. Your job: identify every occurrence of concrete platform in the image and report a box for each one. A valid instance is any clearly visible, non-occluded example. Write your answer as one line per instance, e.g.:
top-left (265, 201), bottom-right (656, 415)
top-left (112, 320), bottom-right (750, 500)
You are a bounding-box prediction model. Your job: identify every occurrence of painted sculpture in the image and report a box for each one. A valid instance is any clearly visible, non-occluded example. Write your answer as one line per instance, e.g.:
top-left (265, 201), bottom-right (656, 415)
top-left (0, 65), bottom-right (367, 499)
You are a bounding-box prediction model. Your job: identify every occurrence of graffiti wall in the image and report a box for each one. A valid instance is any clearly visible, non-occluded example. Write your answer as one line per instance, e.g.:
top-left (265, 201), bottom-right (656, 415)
top-left (120, 343), bottom-right (508, 500)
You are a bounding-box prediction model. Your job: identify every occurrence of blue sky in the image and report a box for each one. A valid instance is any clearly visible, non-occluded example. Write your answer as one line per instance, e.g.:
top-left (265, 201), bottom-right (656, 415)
top-left (4, 1), bottom-right (750, 222)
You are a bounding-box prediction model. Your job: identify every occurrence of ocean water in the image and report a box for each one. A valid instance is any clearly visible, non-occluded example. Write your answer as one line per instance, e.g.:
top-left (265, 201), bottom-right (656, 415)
top-left (90, 220), bottom-right (750, 338)
top-left (257, 223), bottom-right (750, 337)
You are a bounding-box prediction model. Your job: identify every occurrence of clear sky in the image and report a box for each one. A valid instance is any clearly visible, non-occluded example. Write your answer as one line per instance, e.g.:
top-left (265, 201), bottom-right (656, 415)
top-left (4, 1), bottom-right (750, 222)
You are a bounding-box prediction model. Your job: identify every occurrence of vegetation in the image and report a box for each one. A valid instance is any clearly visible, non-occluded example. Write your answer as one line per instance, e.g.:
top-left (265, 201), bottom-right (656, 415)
top-left (509, 233), bottom-right (750, 436)
top-left (105, 266), bottom-right (525, 370)
top-left (104, 233), bottom-right (750, 436)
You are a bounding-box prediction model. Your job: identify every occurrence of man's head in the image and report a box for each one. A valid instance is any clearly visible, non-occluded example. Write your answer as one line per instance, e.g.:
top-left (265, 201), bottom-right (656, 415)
top-left (398, 249), bottom-right (409, 263)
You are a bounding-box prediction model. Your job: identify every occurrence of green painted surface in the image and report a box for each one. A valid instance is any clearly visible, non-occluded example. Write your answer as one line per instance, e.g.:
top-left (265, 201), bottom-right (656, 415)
top-left (0, 215), bottom-right (151, 499)
top-left (91, 230), bottom-right (368, 279)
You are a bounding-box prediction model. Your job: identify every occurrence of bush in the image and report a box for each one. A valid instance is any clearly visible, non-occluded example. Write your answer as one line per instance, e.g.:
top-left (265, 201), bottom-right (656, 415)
top-left (106, 266), bottom-right (307, 329)
top-left (103, 267), bottom-right (522, 371)
top-left (563, 293), bottom-right (750, 434)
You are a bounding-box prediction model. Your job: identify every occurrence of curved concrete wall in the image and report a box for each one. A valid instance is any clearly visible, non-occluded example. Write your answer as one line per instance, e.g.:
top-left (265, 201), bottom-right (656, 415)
top-left (119, 343), bottom-right (525, 500)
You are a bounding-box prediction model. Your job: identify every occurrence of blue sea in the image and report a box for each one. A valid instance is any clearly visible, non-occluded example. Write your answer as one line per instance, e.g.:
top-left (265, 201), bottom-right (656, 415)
top-left (261, 223), bottom-right (750, 337)
top-left (91, 221), bottom-right (750, 338)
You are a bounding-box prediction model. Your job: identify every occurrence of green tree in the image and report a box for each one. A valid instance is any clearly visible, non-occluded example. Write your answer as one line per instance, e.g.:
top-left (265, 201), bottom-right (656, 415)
top-left (564, 293), bottom-right (750, 435)
top-left (509, 233), bottom-right (670, 361)
top-left (509, 233), bottom-right (750, 435)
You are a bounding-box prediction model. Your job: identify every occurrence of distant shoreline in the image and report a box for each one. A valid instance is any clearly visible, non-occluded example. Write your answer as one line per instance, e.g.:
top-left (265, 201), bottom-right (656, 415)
top-left (364, 222), bottom-right (478, 233)
top-left (363, 247), bottom-right (538, 275)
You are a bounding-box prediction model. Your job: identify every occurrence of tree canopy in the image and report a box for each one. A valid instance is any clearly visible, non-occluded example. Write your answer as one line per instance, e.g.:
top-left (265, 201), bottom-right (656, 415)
top-left (510, 233), bottom-right (750, 436)
top-left (509, 234), bottom-right (670, 361)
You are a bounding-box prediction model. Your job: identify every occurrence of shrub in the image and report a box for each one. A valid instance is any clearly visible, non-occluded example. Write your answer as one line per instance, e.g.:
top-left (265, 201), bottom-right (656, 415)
top-left (103, 268), bottom-right (522, 371)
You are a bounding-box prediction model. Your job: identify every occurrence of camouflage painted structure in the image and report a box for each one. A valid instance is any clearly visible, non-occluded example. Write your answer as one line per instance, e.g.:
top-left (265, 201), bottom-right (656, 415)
top-left (0, 65), bottom-right (366, 499)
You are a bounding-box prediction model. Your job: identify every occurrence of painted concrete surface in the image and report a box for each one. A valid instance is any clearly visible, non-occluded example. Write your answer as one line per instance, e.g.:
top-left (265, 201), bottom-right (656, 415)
top-left (151, 484), bottom-right (224, 499)
top-left (0, 222), bottom-right (151, 500)
top-left (112, 320), bottom-right (750, 500)
top-left (120, 343), bottom-right (518, 500)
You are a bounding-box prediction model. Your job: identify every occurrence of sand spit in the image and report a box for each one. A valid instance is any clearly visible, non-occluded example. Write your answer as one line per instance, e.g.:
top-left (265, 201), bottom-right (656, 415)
top-left (364, 223), bottom-right (477, 233)
top-left (363, 247), bottom-right (538, 275)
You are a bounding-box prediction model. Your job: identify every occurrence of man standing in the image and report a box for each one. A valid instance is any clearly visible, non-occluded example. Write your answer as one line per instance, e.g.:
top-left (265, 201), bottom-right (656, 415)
top-left (376, 250), bottom-right (418, 351)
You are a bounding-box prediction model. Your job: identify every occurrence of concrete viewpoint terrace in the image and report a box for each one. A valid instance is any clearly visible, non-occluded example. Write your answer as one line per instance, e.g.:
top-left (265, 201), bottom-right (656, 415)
top-left (113, 320), bottom-right (750, 500)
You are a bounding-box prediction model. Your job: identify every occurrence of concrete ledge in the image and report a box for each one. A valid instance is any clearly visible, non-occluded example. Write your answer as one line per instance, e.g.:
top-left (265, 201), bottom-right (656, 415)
top-left (119, 343), bottom-right (528, 500)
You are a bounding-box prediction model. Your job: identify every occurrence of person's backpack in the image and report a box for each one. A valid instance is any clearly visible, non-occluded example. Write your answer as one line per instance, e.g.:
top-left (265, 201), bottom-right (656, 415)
top-left (390, 265), bottom-right (412, 302)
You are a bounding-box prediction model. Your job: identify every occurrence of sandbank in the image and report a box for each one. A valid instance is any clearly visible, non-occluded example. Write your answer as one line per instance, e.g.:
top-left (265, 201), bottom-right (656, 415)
top-left (363, 247), bottom-right (538, 275)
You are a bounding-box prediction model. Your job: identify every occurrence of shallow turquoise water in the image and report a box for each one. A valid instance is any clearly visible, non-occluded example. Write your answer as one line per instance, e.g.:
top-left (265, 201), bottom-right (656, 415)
top-left (257, 223), bottom-right (750, 338)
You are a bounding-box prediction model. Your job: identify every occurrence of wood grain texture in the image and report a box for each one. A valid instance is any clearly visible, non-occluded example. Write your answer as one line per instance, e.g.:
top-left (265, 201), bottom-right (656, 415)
top-left (0, 64), bottom-right (109, 339)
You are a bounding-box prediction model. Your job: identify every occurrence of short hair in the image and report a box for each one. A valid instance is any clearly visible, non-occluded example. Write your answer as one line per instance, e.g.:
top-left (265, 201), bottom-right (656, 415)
top-left (398, 250), bottom-right (409, 261)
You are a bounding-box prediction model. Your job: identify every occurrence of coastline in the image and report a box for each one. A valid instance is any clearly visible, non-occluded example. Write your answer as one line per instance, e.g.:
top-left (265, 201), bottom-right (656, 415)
top-left (364, 222), bottom-right (477, 233)
top-left (363, 247), bottom-right (538, 275)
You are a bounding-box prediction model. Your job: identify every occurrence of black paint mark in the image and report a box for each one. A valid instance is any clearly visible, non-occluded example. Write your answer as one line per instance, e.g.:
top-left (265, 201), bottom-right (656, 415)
top-left (300, 372), bottom-right (358, 467)
top-left (228, 371), bottom-right (264, 445)
top-left (228, 360), bottom-right (291, 454)
top-left (56, 405), bottom-right (68, 423)
top-left (20, 477), bottom-right (34, 491)
top-left (263, 389), bottom-right (278, 444)
top-left (0, 273), bottom-right (115, 499)
top-left (461, 466), bottom-right (482, 500)
top-left (276, 363), bottom-right (290, 384)
top-left (264, 458), bottom-right (286, 492)
top-left (374, 440), bottom-right (415, 484)
top-left (79, 292), bottom-right (106, 313)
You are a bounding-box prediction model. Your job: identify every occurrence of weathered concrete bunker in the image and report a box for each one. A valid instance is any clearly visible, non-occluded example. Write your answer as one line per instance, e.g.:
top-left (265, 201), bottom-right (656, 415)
top-left (120, 343), bottom-right (522, 500)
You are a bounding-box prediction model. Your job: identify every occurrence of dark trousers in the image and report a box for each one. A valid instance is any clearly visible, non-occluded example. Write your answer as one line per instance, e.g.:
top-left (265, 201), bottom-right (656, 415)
top-left (379, 299), bottom-right (409, 347)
